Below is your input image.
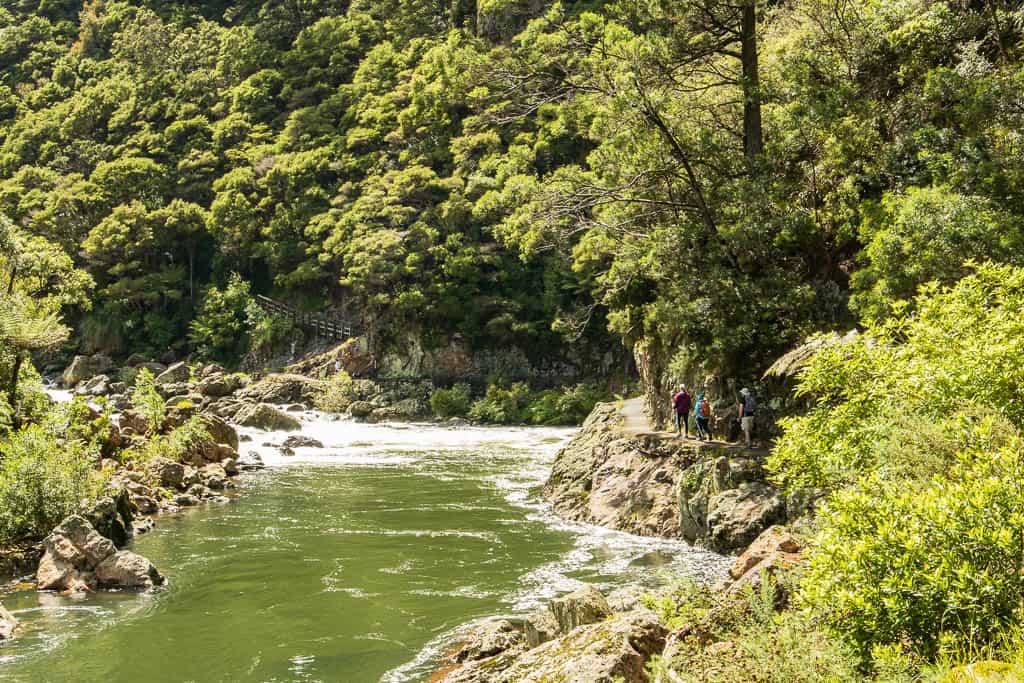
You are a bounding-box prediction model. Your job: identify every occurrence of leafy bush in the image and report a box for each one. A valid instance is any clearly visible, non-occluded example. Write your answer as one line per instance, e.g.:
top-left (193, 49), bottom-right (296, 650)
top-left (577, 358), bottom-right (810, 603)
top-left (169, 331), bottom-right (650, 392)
top-left (429, 383), bottom-right (472, 419)
top-left (0, 424), bottom-right (100, 544)
top-left (468, 382), bottom-right (532, 424)
top-left (528, 384), bottom-right (609, 426)
top-left (131, 368), bottom-right (166, 433)
top-left (851, 187), bottom-right (1023, 323)
top-left (315, 370), bottom-right (356, 413)
top-left (0, 362), bottom-right (50, 434)
top-left (189, 273), bottom-right (255, 364)
top-left (770, 263), bottom-right (1024, 493)
top-left (246, 306), bottom-right (299, 358)
top-left (801, 424), bottom-right (1024, 661)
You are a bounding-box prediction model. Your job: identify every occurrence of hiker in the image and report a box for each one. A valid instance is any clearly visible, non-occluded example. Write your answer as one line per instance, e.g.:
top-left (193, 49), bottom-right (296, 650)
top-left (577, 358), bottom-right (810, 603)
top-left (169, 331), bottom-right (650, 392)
top-left (737, 387), bottom-right (756, 448)
top-left (671, 384), bottom-right (691, 438)
top-left (695, 392), bottom-right (712, 441)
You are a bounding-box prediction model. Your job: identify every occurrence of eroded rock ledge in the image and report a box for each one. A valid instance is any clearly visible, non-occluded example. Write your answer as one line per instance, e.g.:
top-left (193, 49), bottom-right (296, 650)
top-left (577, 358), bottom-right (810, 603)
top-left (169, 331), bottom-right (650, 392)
top-left (544, 403), bottom-right (788, 554)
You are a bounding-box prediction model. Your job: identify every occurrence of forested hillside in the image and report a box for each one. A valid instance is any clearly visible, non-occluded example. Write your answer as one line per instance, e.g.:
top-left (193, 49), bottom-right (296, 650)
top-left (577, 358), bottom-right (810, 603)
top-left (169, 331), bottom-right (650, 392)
top-left (8, 2), bottom-right (1024, 680)
top-left (3, 0), bottom-right (1024, 388)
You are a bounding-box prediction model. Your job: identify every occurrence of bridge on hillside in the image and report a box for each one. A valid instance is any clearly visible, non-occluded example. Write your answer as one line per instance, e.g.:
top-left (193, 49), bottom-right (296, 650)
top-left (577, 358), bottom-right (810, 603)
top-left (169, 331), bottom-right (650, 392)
top-left (254, 295), bottom-right (360, 342)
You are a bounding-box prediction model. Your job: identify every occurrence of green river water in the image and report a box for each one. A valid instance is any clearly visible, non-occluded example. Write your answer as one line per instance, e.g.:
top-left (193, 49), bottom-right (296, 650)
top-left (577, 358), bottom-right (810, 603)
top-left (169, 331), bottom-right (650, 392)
top-left (0, 418), bottom-right (728, 682)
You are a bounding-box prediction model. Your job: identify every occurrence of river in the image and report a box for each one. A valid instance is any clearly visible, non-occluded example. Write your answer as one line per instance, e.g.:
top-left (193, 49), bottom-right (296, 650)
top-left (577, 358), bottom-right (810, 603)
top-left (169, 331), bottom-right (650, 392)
top-left (0, 413), bottom-right (729, 682)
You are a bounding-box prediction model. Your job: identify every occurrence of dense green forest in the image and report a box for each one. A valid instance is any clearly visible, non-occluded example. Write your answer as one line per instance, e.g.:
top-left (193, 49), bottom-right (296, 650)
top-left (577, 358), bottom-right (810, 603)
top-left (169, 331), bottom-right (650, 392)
top-left (3, 0), bottom-right (1021, 383)
top-left (5, 0), bottom-right (1024, 679)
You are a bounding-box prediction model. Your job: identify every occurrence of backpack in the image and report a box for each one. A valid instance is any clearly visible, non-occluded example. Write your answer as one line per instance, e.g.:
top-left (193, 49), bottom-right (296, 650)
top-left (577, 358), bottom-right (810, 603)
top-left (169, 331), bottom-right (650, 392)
top-left (744, 394), bottom-right (757, 415)
top-left (698, 399), bottom-right (710, 418)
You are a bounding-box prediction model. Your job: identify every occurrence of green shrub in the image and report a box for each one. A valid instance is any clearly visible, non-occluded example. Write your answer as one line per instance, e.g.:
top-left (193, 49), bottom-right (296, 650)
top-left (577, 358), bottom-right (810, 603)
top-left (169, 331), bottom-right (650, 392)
top-left (247, 306), bottom-right (299, 358)
top-left (851, 187), bottom-right (1023, 324)
top-left (131, 368), bottom-right (166, 433)
top-left (189, 273), bottom-right (255, 364)
top-left (800, 423), bottom-right (1024, 661)
top-left (468, 382), bottom-right (532, 424)
top-left (429, 383), bottom-right (472, 419)
top-left (0, 424), bottom-right (100, 543)
top-left (315, 370), bottom-right (356, 413)
top-left (528, 384), bottom-right (609, 426)
top-left (770, 263), bottom-right (1024, 493)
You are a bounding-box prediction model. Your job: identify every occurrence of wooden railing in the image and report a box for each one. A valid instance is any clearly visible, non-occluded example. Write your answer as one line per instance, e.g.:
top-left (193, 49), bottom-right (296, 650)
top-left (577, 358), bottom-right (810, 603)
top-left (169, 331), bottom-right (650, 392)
top-left (254, 295), bottom-right (359, 341)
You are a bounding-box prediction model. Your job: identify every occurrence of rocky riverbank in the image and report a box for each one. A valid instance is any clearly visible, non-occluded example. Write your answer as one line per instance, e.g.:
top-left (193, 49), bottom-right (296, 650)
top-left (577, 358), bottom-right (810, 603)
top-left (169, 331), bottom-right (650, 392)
top-left (61, 351), bottom-right (435, 425)
top-left (433, 525), bottom-right (804, 682)
top-left (544, 402), bottom-right (792, 554)
top-left (429, 399), bottom-right (807, 681)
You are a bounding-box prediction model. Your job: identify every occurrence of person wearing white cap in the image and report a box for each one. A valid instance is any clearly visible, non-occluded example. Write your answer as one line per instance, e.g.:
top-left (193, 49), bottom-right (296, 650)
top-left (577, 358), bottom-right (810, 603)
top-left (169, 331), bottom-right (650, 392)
top-left (737, 387), bottom-right (757, 449)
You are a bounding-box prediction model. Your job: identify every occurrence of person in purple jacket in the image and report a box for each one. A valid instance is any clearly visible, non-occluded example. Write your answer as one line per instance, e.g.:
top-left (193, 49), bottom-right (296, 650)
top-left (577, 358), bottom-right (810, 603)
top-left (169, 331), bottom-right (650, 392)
top-left (671, 384), bottom-right (692, 438)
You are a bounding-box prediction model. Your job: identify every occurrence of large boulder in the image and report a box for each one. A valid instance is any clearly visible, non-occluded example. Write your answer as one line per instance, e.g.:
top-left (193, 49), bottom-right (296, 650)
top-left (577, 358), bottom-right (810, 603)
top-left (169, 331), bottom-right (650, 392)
top-left (156, 382), bottom-right (191, 401)
top-left (706, 482), bottom-right (787, 553)
top-left (729, 525), bottom-right (800, 580)
top-left (549, 585), bottom-right (612, 633)
top-left (523, 610), bottom-right (560, 648)
top-left (94, 551), bottom-right (164, 590)
top-left (198, 414), bottom-right (239, 450)
top-left (237, 451), bottom-right (266, 471)
top-left (0, 604), bottom-right (17, 640)
top-left (454, 620), bottom-right (525, 663)
top-left (234, 403), bottom-right (301, 431)
top-left (236, 373), bottom-right (324, 407)
top-left (443, 610), bottom-right (667, 683)
top-left (76, 374), bottom-right (111, 397)
top-left (36, 515), bottom-right (162, 593)
top-left (148, 457), bottom-right (185, 489)
top-left (62, 354), bottom-right (113, 388)
top-left (348, 401), bottom-right (375, 419)
top-left (119, 409), bottom-right (151, 436)
top-left (36, 515), bottom-right (117, 592)
top-left (197, 373), bottom-right (241, 398)
top-left (155, 361), bottom-right (190, 385)
top-left (284, 337), bottom-right (377, 379)
top-left (282, 435), bottom-right (324, 449)
top-left (199, 463), bottom-right (228, 490)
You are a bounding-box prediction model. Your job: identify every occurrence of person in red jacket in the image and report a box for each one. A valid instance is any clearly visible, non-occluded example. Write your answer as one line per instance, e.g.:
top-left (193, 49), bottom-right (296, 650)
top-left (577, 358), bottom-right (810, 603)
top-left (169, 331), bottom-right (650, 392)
top-left (671, 384), bottom-right (692, 438)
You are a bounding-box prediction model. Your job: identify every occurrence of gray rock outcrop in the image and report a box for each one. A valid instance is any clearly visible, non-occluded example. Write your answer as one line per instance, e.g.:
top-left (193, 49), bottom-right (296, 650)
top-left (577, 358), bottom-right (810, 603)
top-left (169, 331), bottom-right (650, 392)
top-left (549, 585), bottom-right (612, 633)
top-left (85, 490), bottom-right (134, 548)
top-left (437, 585), bottom-right (667, 683)
top-left (63, 354), bottom-right (114, 388)
top-left (234, 403), bottom-right (301, 431)
top-left (155, 361), bottom-right (190, 385)
top-left (543, 402), bottom-right (788, 553)
top-left (236, 373), bottom-right (324, 406)
top-left (36, 515), bottom-right (164, 592)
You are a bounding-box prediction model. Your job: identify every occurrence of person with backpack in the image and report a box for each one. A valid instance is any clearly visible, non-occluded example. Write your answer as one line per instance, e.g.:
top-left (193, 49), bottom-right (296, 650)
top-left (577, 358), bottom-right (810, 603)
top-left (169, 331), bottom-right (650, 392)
top-left (695, 392), bottom-right (712, 441)
top-left (737, 388), bottom-right (756, 448)
top-left (671, 384), bottom-right (691, 438)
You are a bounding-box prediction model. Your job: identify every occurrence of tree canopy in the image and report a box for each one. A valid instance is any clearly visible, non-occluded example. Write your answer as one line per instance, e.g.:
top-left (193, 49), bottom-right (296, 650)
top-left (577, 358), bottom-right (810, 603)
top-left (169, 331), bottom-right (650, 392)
top-left (0, 0), bottom-right (1022, 389)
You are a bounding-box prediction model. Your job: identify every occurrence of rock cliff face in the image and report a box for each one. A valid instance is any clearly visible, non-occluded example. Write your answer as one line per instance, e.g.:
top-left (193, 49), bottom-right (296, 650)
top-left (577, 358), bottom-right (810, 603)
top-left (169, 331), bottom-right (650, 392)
top-left (436, 586), bottom-right (667, 683)
top-left (544, 403), bottom-right (787, 554)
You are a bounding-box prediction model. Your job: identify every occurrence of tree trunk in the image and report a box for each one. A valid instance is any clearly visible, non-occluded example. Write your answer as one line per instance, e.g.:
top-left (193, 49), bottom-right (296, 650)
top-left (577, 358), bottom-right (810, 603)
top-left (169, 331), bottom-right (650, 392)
top-left (740, 0), bottom-right (764, 165)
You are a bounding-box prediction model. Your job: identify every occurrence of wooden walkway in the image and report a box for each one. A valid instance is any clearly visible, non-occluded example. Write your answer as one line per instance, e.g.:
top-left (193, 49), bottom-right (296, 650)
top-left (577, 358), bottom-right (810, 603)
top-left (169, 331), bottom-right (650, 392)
top-left (253, 295), bottom-right (359, 342)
